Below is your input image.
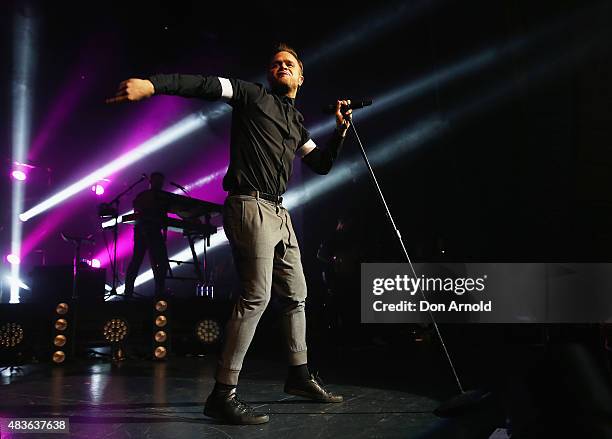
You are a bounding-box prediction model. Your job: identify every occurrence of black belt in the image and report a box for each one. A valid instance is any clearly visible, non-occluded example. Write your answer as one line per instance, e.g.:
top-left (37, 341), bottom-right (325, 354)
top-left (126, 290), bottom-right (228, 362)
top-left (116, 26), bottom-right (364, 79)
top-left (229, 190), bottom-right (283, 204)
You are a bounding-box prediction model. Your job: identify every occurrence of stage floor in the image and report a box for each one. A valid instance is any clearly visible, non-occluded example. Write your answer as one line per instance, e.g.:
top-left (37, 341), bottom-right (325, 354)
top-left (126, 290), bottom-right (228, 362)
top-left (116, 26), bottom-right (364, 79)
top-left (0, 346), bottom-right (454, 438)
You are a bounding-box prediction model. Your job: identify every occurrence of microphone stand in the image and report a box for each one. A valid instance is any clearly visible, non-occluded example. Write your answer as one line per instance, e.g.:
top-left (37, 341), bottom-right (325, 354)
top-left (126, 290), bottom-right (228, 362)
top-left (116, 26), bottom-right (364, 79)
top-left (171, 183), bottom-right (191, 198)
top-left (348, 113), bottom-right (490, 416)
top-left (104, 175), bottom-right (147, 300)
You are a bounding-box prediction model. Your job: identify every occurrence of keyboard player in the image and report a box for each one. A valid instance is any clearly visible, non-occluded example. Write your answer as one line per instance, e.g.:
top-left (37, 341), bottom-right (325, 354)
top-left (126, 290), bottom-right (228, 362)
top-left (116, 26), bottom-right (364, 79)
top-left (124, 171), bottom-right (170, 298)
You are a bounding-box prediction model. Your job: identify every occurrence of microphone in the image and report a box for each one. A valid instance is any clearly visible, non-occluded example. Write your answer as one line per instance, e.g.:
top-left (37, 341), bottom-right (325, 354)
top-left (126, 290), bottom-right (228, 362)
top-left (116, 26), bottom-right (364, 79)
top-left (322, 99), bottom-right (372, 114)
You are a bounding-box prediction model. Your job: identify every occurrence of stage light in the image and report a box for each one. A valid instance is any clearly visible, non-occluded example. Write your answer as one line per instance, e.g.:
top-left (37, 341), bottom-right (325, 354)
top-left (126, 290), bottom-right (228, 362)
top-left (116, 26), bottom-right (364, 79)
top-left (0, 323), bottom-right (25, 348)
top-left (154, 330), bottom-right (167, 343)
top-left (10, 11), bottom-right (36, 304)
top-left (55, 318), bottom-right (68, 331)
top-left (154, 346), bottom-right (167, 359)
top-left (155, 300), bottom-right (168, 312)
top-left (152, 300), bottom-right (170, 360)
top-left (91, 178), bottom-right (110, 196)
top-left (55, 302), bottom-right (69, 315)
top-left (91, 258), bottom-right (101, 268)
top-left (11, 170), bottom-right (26, 181)
top-left (195, 319), bottom-right (221, 344)
top-left (102, 318), bottom-right (128, 343)
top-left (5, 276), bottom-right (30, 291)
top-left (52, 350), bottom-right (66, 363)
top-left (19, 112), bottom-right (211, 222)
top-left (5, 254), bottom-right (20, 265)
top-left (50, 301), bottom-right (72, 364)
top-left (54, 334), bottom-right (67, 347)
top-left (91, 184), bottom-right (105, 196)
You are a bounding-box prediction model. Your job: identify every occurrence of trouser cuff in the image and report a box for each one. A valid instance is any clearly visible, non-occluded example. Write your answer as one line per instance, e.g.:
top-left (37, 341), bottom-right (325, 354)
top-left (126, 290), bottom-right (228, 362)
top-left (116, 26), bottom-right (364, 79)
top-left (288, 349), bottom-right (308, 366)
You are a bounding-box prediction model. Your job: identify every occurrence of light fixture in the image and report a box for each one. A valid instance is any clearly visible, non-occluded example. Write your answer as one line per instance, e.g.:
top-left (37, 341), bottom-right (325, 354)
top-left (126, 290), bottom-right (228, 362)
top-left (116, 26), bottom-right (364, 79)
top-left (53, 335), bottom-right (66, 347)
top-left (52, 350), bottom-right (65, 363)
top-left (155, 300), bottom-right (168, 312)
top-left (11, 169), bottom-right (27, 181)
top-left (5, 254), bottom-right (21, 265)
top-left (154, 346), bottom-right (167, 359)
top-left (55, 302), bottom-right (69, 315)
top-left (55, 318), bottom-right (67, 331)
top-left (91, 184), bottom-right (105, 196)
top-left (154, 330), bottom-right (167, 343)
top-left (0, 323), bottom-right (25, 348)
top-left (102, 318), bottom-right (128, 343)
top-left (51, 301), bottom-right (70, 364)
top-left (153, 300), bottom-right (169, 360)
top-left (195, 319), bottom-right (221, 345)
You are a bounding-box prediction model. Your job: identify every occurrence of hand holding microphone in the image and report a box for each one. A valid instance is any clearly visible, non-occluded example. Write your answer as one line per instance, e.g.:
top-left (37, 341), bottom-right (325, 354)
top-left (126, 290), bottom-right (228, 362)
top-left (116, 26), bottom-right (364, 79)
top-left (335, 100), bottom-right (352, 136)
top-left (324, 99), bottom-right (372, 136)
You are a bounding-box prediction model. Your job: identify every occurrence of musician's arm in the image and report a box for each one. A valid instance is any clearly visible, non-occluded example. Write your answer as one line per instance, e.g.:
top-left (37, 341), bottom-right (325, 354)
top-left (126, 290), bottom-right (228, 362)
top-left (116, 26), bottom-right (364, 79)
top-left (300, 99), bottom-right (351, 175)
top-left (299, 128), bottom-right (347, 175)
top-left (148, 74), bottom-right (227, 101)
top-left (106, 75), bottom-right (262, 106)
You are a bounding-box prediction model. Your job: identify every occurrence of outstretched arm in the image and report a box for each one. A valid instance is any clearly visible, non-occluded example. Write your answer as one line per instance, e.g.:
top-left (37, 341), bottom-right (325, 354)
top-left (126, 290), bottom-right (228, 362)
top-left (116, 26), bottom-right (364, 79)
top-left (301, 100), bottom-right (352, 175)
top-left (106, 75), bottom-right (255, 105)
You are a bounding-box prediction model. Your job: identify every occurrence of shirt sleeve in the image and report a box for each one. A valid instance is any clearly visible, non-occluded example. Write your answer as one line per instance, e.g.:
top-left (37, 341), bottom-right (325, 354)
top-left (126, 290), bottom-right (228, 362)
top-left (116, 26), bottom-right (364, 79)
top-left (148, 74), bottom-right (263, 108)
top-left (296, 125), bottom-right (316, 158)
top-left (301, 129), bottom-right (346, 175)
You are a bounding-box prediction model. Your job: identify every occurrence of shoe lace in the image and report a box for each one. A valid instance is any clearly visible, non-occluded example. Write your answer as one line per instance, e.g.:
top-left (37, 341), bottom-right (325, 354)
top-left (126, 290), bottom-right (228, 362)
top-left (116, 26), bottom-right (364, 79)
top-left (311, 371), bottom-right (326, 388)
top-left (230, 394), bottom-right (254, 414)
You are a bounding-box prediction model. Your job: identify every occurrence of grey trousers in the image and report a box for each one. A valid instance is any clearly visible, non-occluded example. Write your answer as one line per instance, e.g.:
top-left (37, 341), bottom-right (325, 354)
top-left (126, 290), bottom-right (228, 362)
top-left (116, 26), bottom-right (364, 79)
top-left (216, 194), bottom-right (308, 385)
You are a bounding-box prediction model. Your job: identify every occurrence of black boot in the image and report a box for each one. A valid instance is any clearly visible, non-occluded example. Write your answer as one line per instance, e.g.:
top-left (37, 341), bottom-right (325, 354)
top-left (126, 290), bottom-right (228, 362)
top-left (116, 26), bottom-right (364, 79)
top-left (284, 372), bottom-right (343, 403)
top-left (203, 389), bottom-right (269, 425)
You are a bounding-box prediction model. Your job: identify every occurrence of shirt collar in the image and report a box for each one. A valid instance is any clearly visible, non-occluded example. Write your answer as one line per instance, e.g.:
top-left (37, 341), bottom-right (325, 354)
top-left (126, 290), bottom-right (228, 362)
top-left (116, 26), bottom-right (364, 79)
top-left (280, 95), bottom-right (295, 106)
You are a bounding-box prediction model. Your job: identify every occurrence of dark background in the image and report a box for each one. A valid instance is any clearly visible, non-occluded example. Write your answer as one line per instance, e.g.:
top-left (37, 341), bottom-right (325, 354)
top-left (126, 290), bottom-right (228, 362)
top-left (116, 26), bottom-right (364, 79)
top-left (2, 0), bottom-right (612, 302)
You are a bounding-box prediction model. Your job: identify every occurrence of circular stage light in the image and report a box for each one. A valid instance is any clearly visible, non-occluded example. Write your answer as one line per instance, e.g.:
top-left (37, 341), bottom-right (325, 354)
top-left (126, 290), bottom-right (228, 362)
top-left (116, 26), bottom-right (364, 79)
top-left (154, 330), bottom-right (167, 343)
top-left (55, 319), bottom-right (68, 331)
top-left (6, 254), bottom-right (21, 265)
top-left (155, 315), bottom-right (167, 328)
top-left (52, 350), bottom-right (66, 363)
top-left (0, 323), bottom-right (24, 348)
top-left (91, 184), bottom-right (105, 196)
top-left (11, 170), bottom-right (26, 181)
top-left (154, 346), bottom-right (167, 359)
top-left (54, 334), bottom-right (67, 347)
top-left (155, 300), bottom-right (168, 312)
top-left (91, 258), bottom-right (101, 268)
top-left (102, 318), bottom-right (128, 343)
top-left (195, 319), bottom-right (221, 344)
top-left (56, 303), bottom-right (69, 315)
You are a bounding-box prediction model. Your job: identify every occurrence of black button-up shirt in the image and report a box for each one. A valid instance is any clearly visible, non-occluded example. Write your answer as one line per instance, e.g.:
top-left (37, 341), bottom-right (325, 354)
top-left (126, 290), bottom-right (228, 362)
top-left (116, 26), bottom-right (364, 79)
top-left (149, 74), bottom-right (313, 195)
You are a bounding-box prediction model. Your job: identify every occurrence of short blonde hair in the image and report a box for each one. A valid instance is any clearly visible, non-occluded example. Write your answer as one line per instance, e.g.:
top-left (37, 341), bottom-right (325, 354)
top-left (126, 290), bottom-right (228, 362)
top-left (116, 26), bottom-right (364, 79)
top-left (271, 43), bottom-right (304, 75)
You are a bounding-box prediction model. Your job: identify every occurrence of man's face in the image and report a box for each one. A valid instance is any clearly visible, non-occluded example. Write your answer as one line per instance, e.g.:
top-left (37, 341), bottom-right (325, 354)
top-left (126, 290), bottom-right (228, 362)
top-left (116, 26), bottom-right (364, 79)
top-left (267, 51), bottom-right (303, 95)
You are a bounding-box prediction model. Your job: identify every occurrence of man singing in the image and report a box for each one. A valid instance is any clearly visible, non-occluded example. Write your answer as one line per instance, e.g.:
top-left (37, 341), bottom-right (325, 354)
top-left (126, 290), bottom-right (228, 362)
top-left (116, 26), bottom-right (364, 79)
top-left (108, 43), bottom-right (351, 424)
